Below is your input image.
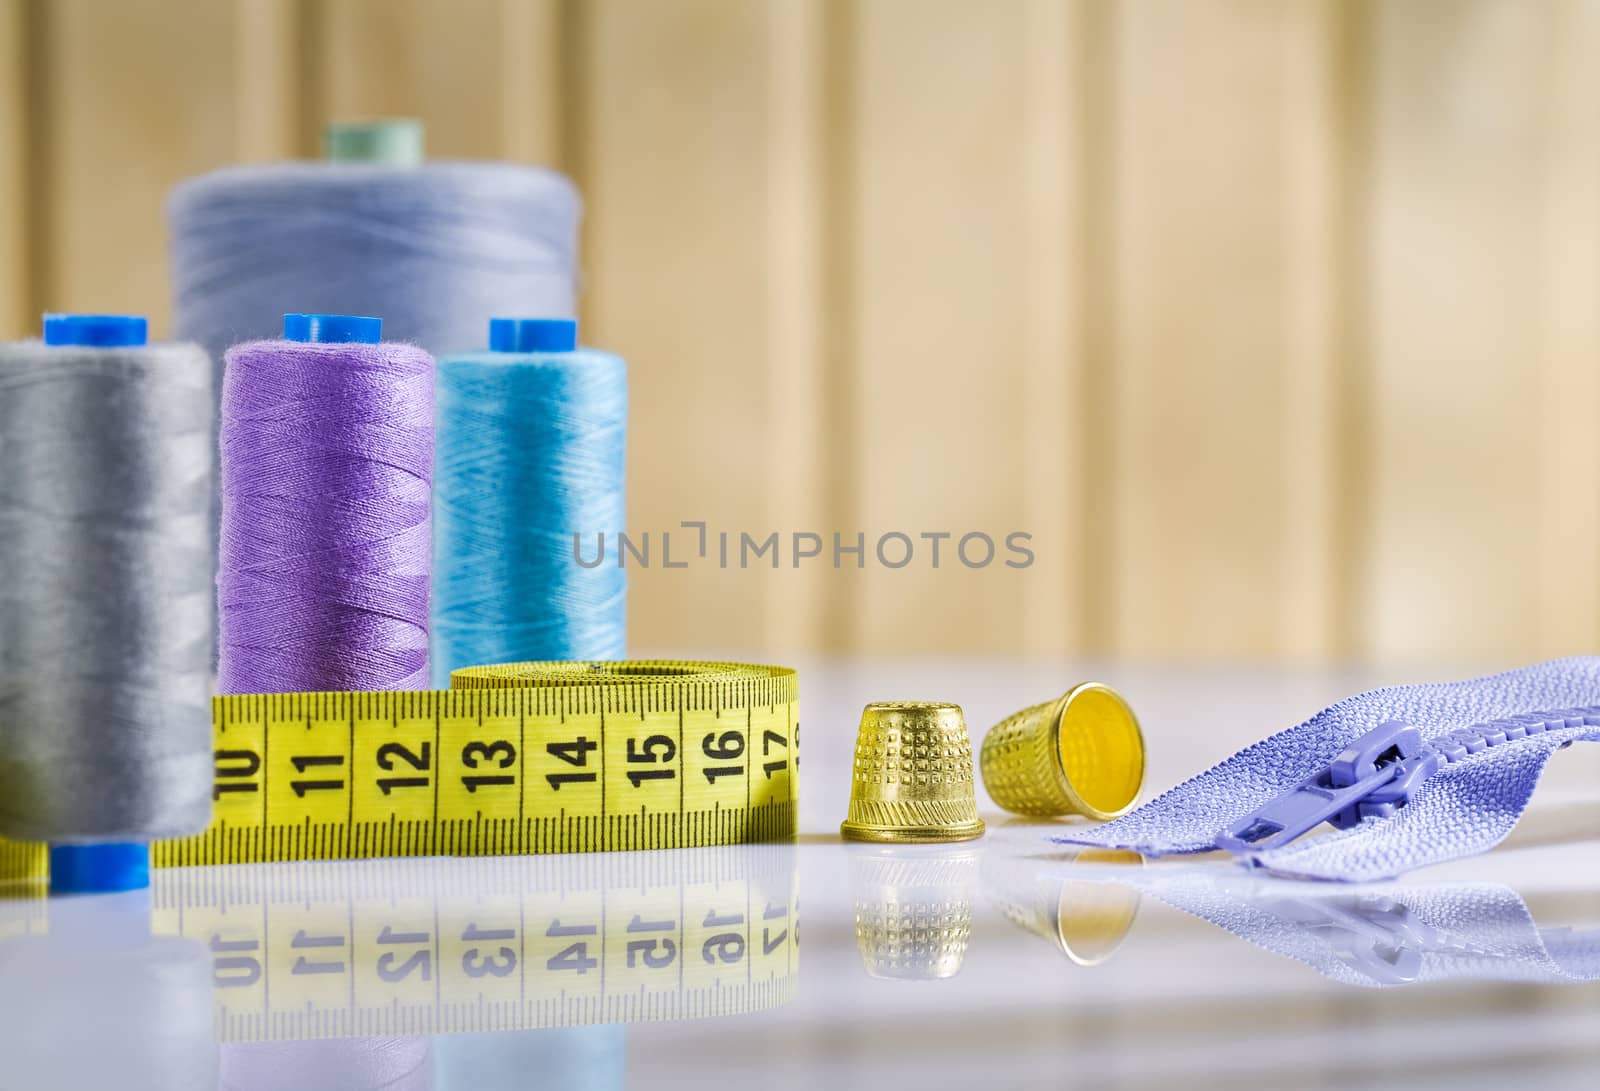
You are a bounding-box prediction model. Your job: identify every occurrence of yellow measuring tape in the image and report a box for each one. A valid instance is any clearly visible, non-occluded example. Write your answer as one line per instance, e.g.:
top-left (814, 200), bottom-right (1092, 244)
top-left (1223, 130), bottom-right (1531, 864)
top-left (0, 846), bottom-right (799, 1040)
top-left (0, 660), bottom-right (798, 878)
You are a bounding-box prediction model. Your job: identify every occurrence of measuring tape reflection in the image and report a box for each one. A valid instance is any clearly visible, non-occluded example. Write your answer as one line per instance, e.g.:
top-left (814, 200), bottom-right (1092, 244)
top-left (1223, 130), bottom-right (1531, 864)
top-left (0, 661), bottom-right (798, 878)
top-left (2, 844), bottom-right (799, 1042)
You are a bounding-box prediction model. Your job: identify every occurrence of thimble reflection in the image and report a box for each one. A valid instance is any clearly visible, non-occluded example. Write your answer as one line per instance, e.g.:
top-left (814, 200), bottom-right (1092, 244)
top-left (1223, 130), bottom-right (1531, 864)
top-left (841, 702), bottom-right (985, 844)
top-left (983, 849), bottom-right (1142, 965)
top-left (979, 683), bottom-right (1144, 819)
top-left (850, 846), bottom-right (979, 980)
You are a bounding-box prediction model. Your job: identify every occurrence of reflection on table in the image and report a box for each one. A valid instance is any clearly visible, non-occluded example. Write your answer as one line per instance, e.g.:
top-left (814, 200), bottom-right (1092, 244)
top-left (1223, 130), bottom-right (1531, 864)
top-left (154, 843), bottom-right (798, 1040)
top-left (0, 843), bottom-right (799, 1090)
top-left (848, 844), bottom-right (979, 980)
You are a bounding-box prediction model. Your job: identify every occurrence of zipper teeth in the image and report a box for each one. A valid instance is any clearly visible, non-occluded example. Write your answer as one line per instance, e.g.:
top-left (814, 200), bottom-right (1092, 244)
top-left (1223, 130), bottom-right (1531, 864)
top-left (1428, 707), bottom-right (1600, 765)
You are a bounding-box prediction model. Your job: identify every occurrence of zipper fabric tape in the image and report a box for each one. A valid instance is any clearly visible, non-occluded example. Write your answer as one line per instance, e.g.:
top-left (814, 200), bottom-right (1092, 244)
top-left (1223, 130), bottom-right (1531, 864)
top-left (0, 660), bottom-right (798, 879)
top-left (1058, 658), bottom-right (1600, 880)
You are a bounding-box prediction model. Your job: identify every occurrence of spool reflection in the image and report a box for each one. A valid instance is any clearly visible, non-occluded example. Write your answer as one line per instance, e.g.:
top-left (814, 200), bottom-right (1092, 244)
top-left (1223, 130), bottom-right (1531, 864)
top-left (0, 888), bottom-right (217, 1090)
top-left (220, 1037), bottom-right (433, 1091)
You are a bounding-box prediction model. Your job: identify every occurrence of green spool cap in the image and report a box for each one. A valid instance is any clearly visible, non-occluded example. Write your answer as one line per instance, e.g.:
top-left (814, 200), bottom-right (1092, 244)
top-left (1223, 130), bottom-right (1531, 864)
top-left (324, 119), bottom-right (425, 166)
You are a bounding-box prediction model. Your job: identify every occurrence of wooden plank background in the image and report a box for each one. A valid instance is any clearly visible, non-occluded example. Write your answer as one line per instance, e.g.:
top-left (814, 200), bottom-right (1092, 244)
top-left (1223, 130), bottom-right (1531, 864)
top-left (3, 0), bottom-right (1596, 664)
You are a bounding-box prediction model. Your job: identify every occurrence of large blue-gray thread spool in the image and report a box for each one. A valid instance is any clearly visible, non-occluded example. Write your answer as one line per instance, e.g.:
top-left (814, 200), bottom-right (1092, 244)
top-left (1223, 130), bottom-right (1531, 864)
top-left (168, 120), bottom-right (579, 361)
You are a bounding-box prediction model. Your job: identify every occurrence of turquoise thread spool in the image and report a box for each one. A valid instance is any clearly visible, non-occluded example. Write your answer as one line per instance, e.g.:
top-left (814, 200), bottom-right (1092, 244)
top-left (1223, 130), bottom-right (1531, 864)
top-left (430, 318), bottom-right (627, 685)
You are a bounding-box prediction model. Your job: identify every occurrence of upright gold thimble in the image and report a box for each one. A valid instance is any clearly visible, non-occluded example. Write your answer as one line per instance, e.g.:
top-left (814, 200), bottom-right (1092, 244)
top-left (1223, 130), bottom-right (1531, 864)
top-left (979, 682), bottom-right (1144, 819)
top-left (841, 702), bottom-right (985, 843)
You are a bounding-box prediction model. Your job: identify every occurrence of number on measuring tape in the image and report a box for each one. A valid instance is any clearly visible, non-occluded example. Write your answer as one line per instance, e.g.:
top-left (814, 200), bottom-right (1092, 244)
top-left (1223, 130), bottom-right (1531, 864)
top-left (545, 736), bottom-right (597, 789)
top-left (0, 663), bottom-right (798, 875)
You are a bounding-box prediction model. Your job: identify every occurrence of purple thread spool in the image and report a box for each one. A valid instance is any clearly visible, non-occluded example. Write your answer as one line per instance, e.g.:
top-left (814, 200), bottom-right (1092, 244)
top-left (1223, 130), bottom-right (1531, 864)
top-left (217, 314), bottom-right (434, 695)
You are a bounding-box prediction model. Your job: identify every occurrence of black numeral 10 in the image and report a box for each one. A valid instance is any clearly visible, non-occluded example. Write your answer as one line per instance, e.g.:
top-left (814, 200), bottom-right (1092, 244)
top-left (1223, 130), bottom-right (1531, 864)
top-left (214, 749), bottom-right (260, 799)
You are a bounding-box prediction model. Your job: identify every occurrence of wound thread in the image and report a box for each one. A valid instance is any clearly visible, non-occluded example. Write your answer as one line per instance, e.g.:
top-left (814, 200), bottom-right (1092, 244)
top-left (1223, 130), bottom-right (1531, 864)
top-left (168, 155), bottom-right (580, 657)
top-left (218, 336), bottom-right (434, 694)
top-left (431, 328), bottom-right (627, 684)
top-left (0, 335), bottom-right (213, 842)
top-left (169, 162), bottom-right (579, 362)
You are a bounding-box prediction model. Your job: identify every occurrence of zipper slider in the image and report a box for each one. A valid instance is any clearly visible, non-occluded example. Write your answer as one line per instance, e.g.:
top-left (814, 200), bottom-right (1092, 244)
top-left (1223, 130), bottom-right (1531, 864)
top-left (1216, 721), bottom-right (1441, 855)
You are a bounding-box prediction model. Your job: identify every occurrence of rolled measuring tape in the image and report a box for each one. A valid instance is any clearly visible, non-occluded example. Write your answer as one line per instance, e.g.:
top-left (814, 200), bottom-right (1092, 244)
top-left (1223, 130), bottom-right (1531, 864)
top-left (0, 661), bottom-right (797, 878)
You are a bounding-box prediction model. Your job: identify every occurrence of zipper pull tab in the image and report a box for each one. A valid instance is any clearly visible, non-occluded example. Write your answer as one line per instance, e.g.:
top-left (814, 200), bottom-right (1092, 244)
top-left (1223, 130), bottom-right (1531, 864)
top-left (1216, 721), bottom-right (1441, 855)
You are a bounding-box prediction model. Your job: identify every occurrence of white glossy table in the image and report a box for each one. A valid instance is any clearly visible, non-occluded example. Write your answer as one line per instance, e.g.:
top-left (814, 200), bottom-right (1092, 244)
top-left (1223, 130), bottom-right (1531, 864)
top-left (3, 659), bottom-right (1598, 1090)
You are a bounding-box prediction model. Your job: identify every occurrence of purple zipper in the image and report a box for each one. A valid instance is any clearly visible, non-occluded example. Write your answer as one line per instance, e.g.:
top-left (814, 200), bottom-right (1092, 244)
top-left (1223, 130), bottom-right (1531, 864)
top-left (1215, 707), bottom-right (1600, 855)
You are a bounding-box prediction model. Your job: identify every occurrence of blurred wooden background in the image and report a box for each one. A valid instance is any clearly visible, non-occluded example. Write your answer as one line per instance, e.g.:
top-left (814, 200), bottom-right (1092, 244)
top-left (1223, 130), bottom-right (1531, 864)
top-left (2, 0), bottom-right (1597, 663)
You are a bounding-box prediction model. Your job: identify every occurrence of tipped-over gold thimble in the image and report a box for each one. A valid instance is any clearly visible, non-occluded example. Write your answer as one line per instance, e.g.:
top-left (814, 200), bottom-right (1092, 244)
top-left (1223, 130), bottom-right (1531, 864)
top-left (979, 682), bottom-right (1144, 819)
top-left (851, 847), bottom-right (977, 980)
top-left (841, 702), bottom-right (985, 843)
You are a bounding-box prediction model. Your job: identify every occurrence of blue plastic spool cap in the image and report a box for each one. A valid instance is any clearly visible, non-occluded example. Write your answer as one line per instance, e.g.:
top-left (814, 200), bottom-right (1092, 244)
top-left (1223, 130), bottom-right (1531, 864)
top-left (42, 313), bottom-right (148, 348)
top-left (283, 313), bottom-right (382, 344)
top-left (489, 317), bottom-right (577, 353)
top-left (49, 842), bottom-right (150, 895)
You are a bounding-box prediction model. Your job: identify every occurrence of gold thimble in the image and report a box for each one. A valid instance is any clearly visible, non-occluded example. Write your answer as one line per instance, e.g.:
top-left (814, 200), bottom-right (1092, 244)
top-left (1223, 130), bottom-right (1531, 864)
top-left (979, 682), bottom-right (1144, 819)
top-left (841, 702), bottom-right (985, 843)
top-left (983, 849), bottom-right (1142, 965)
top-left (850, 846), bottom-right (977, 980)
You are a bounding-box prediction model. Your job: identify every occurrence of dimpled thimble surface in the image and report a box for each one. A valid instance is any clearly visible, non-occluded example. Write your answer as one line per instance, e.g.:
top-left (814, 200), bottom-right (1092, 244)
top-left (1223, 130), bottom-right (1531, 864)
top-left (979, 682), bottom-right (1144, 820)
top-left (841, 702), bottom-right (985, 843)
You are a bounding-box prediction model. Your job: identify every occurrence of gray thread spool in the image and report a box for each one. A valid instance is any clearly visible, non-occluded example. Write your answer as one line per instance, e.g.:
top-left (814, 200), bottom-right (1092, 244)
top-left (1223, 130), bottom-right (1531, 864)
top-left (0, 332), bottom-right (214, 843)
